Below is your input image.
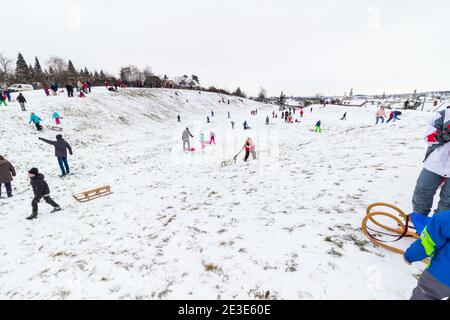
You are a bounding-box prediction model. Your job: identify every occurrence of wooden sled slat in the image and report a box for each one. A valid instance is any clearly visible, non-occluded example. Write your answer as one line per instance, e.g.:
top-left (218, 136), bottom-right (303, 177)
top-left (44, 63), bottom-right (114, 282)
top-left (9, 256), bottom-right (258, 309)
top-left (362, 202), bottom-right (428, 264)
top-left (73, 185), bottom-right (112, 203)
top-left (47, 126), bottom-right (63, 132)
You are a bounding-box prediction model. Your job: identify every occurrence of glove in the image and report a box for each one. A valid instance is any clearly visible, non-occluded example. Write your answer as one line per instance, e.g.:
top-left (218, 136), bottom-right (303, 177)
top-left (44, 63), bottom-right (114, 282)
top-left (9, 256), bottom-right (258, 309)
top-left (435, 127), bottom-right (450, 143)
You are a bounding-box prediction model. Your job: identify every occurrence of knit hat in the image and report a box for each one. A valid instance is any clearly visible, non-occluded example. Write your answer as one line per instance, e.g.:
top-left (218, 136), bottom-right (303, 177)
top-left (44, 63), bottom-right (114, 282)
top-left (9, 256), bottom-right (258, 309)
top-left (28, 168), bottom-right (39, 175)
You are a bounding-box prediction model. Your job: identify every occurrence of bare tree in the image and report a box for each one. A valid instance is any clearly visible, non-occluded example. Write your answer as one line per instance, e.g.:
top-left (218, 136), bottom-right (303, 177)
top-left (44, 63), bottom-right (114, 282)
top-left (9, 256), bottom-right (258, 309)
top-left (0, 53), bottom-right (13, 74)
top-left (142, 66), bottom-right (154, 79)
top-left (257, 87), bottom-right (267, 102)
top-left (46, 56), bottom-right (67, 74)
top-left (0, 53), bottom-right (13, 84)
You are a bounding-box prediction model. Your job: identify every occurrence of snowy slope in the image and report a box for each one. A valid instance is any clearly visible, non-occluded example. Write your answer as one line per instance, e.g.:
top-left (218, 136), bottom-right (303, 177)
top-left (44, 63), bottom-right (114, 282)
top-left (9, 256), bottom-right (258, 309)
top-left (0, 89), bottom-right (434, 300)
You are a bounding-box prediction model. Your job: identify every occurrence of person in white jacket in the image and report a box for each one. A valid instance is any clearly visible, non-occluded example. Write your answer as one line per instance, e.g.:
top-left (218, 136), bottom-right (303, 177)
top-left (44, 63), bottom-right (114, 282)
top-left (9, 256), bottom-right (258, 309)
top-left (412, 107), bottom-right (450, 217)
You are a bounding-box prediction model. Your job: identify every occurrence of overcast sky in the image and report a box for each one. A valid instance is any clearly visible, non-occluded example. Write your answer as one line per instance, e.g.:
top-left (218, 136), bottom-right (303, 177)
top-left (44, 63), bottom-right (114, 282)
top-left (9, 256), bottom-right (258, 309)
top-left (3, 0), bottom-right (449, 96)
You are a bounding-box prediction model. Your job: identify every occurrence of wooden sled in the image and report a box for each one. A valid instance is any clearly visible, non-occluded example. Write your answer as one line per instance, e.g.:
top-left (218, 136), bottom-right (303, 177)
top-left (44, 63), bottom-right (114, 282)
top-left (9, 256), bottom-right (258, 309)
top-left (47, 125), bottom-right (63, 132)
top-left (73, 185), bottom-right (112, 203)
top-left (362, 203), bottom-right (428, 264)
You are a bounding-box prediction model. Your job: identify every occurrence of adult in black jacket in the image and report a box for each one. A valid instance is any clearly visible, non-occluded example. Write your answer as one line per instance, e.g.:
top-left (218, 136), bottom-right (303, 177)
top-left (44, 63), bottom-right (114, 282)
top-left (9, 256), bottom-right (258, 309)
top-left (17, 93), bottom-right (27, 111)
top-left (27, 168), bottom-right (61, 220)
top-left (39, 135), bottom-right (73, 176)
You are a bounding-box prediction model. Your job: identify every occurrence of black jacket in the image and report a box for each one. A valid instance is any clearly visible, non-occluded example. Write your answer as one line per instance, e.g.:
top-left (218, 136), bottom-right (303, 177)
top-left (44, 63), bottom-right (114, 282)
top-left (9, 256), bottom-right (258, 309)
top-left (39, 137), bottom-right (73, 158)
top-left (17, 94), bottom-right (27, 103)
top-left (30, 174), bottom-right (50, 198)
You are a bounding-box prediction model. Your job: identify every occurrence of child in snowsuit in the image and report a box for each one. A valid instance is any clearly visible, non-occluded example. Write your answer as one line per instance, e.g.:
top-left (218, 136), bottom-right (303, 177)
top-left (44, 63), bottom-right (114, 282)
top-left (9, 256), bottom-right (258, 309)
top-left (26, 168), bottom-right (61, 220)
top-left (243, 138), bottom-right (256, 162)
top-left (231, 121), bottom-right (235, 129)
top-left (52, 112), bottom-right (61, 125)
top-left (39, 135), bottom-right (73, 177)
top-left (29, 113), bottom-right (43, 131)
top-left (404, 210), bottom-right (450, 300)
top-left (4, 89), bottom-right (11, 102)
top-left (386, 111), bottom-right (401, 123)
top-left (200, 132), bottom-right (205, 149)
top-left (0, 155), bottom-right (16, 198)
top-left (411, 109), bottom-right (450, 218)
top-left (210, 132), bottom-right (216, 145)
top-left (17, 93), bottom-right (27, 111)
top-left (315, 121), bottom-right (322, 133)
top-left (243, 121), bottom-right (249, 130)
top-left (375, 106), bottom-right (386, 124)
top-left (266, 116), bottom-right (270, 125)
top-left (300, 110), bottom-right (304, 118)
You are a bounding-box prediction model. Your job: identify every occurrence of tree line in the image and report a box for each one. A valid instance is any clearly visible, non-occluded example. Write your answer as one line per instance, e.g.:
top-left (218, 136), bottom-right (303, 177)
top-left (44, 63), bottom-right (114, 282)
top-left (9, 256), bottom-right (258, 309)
top-left (0, 52), bottom-right (253, 99)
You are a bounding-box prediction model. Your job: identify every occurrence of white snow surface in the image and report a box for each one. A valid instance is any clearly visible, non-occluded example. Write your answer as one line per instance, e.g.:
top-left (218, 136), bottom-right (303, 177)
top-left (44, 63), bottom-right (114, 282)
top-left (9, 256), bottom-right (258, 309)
top-left (0, 88), bottom-right (432, 299)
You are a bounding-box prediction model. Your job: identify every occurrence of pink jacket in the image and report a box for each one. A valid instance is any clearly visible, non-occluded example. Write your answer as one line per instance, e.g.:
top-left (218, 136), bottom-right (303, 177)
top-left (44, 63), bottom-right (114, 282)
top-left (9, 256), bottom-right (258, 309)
top-left (376, 109), bottom-right (386, 117)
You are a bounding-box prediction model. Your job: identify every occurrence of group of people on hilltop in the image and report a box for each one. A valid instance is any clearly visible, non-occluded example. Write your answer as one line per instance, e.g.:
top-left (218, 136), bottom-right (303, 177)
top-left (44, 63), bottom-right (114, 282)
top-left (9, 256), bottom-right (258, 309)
top-left (0, 133), bottom-right (73, 220)
top-left (43, 80), bottom-right (91, 98)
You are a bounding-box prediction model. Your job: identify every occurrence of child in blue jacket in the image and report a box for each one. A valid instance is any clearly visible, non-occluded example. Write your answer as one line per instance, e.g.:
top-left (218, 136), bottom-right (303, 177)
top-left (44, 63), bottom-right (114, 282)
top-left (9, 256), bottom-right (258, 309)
top-left (404, 211), bottom-right (450, 300)
top-left (29, 113), bottom-right (43, 131)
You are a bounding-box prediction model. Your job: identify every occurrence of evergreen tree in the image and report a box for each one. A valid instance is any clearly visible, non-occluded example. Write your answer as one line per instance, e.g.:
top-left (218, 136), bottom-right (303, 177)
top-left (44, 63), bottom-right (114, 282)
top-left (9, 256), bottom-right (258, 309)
top-left (233, 87), bottom-right (247, 98)
top-left (34, 57), bottom-right (42, 74)
top-left (15, 52), bottom-right (29, 82)
top-left (68, 60), bottom-right (77, 74)
top-left (278, 91), bottom-right (286, 108)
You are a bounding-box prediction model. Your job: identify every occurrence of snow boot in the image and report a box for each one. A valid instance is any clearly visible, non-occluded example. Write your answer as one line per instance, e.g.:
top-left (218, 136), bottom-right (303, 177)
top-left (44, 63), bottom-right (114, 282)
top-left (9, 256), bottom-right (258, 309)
top-left (26, 213), bottom-right (38, 220)
top-left (51, 207), bottom-right (62, 213)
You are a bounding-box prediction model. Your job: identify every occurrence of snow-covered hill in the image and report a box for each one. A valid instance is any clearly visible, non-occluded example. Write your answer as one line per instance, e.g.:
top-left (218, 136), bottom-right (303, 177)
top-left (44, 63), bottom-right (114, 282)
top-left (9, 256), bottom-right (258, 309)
top-left (0, 88), bottom-right (435, 299)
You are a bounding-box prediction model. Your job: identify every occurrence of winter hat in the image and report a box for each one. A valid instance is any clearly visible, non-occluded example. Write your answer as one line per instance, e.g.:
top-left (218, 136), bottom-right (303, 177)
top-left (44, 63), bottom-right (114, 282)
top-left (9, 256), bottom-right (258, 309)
top-left (28, 168), bottom-right (39, 175)
top-left (56, 134), bottom-right (63, 140)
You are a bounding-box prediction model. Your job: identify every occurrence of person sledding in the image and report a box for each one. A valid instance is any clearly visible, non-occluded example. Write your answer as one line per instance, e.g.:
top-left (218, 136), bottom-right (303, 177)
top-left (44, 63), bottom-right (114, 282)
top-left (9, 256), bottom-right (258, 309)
top-left (29, 112), bottom-right (43, 131)
top-left (26, 168), bottom-right (62, 220)
top-left (17, 93), bottom-right (27, 111)
top-left (177, 115), bottom-right (181, 122)
top-left (0, 155), bottom-right (16, 198)
top-left (341, 112), bottom-right (347, 121)
top-left (243, 121), bottom-right (250, 130)
top-left (39, 135), bottom-right (73, 177)
top-left (243, 138), bottom-right (257, 162)
top-left (404, 210), bottom-right (450, 300)
top-left (182, 127), bottom-right (194, 151)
